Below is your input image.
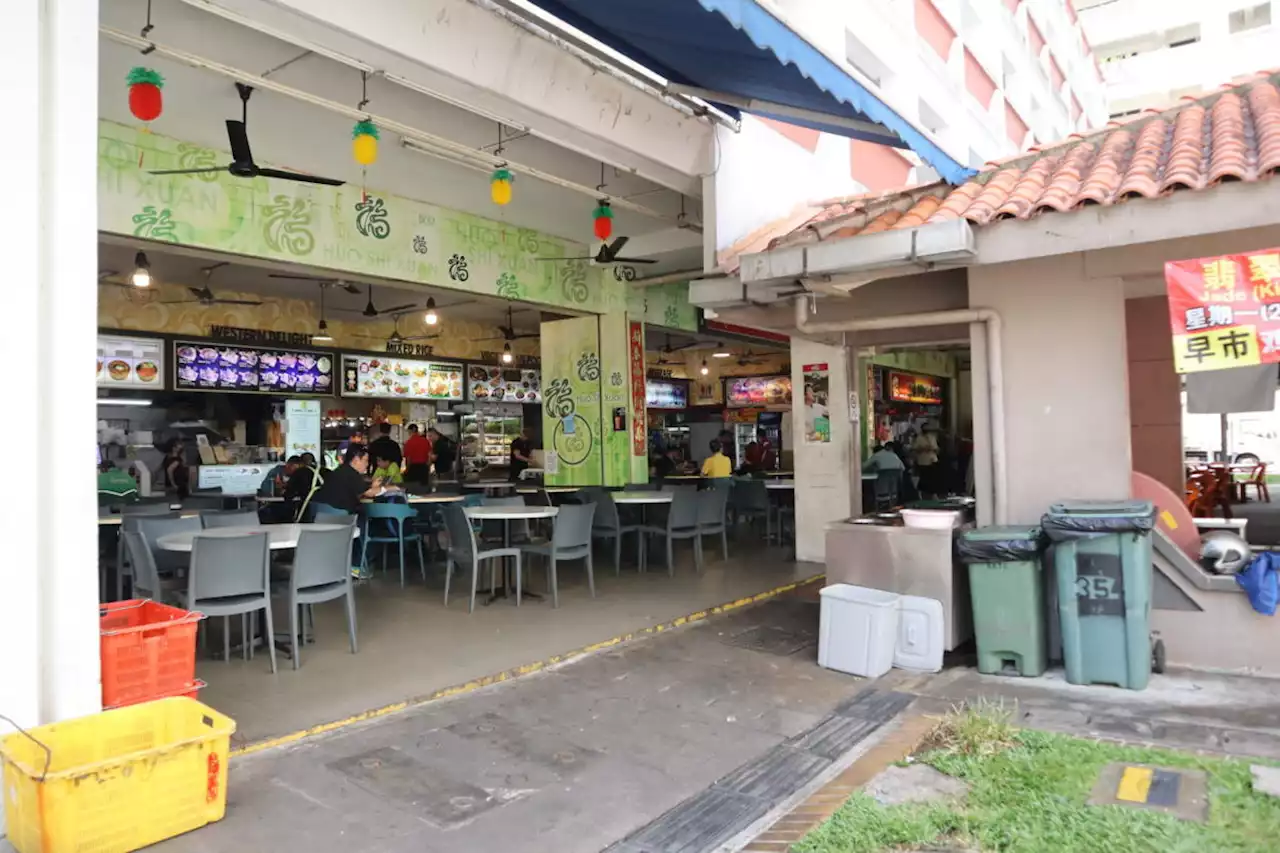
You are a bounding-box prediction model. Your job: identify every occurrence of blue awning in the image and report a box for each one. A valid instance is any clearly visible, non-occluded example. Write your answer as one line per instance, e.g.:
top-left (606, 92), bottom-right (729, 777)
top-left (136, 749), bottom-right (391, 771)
top-left (519, 0), bottom-right (974, 184)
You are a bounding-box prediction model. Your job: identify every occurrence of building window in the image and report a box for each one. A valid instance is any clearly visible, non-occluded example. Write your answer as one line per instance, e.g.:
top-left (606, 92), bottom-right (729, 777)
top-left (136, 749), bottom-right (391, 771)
top-left (915, 0), bottom-right (957, 62)
top-left (1229, 4), bottom-right (1271, 33)
top-left (845, 29), bottom-right (891, 86)
top-left (964, 49), bottom-right (997, 109)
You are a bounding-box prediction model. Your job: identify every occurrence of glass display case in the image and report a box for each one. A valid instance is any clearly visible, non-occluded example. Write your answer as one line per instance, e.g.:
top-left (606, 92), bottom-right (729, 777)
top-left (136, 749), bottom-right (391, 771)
top-left (461, 403), bottom-right (523, 471)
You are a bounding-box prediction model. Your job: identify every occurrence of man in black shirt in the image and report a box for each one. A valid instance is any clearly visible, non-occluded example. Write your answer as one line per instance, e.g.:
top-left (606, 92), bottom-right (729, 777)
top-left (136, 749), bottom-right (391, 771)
top-left (311, 445), bottom-right (381, 514)
top-left (509, 428), bottom-right (534, 482)
top-left (367, 423), bottom-right (402, 469)
top-left (428, 428), bottom-right (456, 479)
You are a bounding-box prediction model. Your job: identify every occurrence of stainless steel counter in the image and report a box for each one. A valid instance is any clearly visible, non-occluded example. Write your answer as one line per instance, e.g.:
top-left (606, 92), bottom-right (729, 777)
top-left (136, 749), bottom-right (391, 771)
top-left (825, 521), bottom-right (972, 651)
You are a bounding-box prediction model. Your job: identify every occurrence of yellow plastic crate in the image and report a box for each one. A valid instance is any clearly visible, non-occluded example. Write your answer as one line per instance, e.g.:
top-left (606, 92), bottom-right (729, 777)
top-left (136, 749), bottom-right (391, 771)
top-left (0, 697), bottom-right (235, 853)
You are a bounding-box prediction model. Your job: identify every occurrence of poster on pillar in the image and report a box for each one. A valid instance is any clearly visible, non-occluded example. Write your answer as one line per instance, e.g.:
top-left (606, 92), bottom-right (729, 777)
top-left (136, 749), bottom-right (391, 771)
top-left (97, 120), bottom-right (622, 315)
top-left (599, 313), bottom-right (635, 486)
top-left (1165, 247), bottom-right (1280, 373)
top-left (801, 363), bottom-right (831, 443)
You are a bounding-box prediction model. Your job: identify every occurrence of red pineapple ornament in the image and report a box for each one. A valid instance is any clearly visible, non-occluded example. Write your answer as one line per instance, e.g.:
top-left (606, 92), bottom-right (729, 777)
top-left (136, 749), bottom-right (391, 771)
top-left (127, 67), bottom-right (165, 122)
top-left (592, 200), bottom-right (614, 241)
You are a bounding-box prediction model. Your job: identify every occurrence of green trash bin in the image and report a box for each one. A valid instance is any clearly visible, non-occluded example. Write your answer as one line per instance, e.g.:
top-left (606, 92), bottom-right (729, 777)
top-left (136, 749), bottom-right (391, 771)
top-left (957, 526), bottom-right (1048, 677)
top-left (1042, 500), bottom-right (1157, 690)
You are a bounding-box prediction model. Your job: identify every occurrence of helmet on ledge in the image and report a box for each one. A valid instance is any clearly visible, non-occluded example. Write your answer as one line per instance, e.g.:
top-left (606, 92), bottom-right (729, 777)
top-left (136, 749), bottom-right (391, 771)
top-left (1199, 529), bottom-right (1251, 575)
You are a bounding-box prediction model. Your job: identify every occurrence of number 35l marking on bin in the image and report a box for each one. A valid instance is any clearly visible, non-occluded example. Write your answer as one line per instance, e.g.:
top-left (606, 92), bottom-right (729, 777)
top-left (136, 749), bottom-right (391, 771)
top-left (1076, 575), bottom-right (1120, 601)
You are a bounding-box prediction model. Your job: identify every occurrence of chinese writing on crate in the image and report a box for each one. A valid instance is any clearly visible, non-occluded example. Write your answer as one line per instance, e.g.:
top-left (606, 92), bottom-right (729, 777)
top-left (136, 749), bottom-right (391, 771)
top-left (1165, 248), bottom-right (1280, 373)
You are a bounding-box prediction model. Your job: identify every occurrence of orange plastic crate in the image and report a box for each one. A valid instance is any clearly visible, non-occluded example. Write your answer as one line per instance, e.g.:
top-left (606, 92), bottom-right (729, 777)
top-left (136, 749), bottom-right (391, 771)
top-left (100, 600), bottom-right (204, 709)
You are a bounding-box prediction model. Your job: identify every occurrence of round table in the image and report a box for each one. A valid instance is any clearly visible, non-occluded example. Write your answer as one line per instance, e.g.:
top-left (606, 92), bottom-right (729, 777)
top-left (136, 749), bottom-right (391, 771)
top-left (406, 494), bottom-right (465, 504)
top-left (464, 506), bottom-right (559, 604)
top-left (612, 492), bottom-right (673, 571)
top-left (155, 522), bottom-right (357, 552)
top-left (463, 482), bottom-right (516, 492)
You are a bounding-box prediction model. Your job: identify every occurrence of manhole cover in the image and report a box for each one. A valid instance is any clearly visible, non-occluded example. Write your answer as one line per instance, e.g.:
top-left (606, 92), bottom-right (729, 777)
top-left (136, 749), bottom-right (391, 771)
top-left (1088, 763), bottom-right (1208, 822)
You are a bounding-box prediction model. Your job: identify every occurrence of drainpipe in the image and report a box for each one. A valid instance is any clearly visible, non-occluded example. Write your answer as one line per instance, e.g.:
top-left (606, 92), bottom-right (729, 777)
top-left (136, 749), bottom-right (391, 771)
top-left (794, 296), bottom-right (1008, 524)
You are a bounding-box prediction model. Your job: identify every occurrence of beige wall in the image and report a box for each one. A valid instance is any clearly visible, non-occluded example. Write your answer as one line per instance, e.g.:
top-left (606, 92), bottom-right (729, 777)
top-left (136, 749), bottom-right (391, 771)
top-left (790, 338), bottom-right (853, 562)
top-left (969, 255), bottom-right (1132, 523)
top-left (1126, 296), bottom-right (1183, 496)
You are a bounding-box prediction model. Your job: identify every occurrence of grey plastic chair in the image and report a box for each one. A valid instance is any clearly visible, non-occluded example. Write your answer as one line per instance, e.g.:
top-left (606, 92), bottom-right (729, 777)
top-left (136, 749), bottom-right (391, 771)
top-left (121, 530), bottom-right (183, 604)
top-left (182, 531), bottom-right (276, 673)
top-left (481, 495), bottom-right (530, 543)
top-left (201, 509), bottom-right (261, 529)
top-left (111, 505), bottom-right (178, 600)
top-left (696, 487), bottom-right (730, 565)
top-left (313, 506), bottom-right (353, 525)
top-left (520, 503), bottom-right (596, 608)
top-left (588, 490), bottom-right (639, 574)
top-left (639, 488), bottom-right (702, 575)
top-left (136, 515), bottom-right (203, 577)
top-left (442, 503), bottom-right (522, 613)
top-left (730, 479), bottom-right (772, 542)
top-left (273, 525), bottom-right (357, 670)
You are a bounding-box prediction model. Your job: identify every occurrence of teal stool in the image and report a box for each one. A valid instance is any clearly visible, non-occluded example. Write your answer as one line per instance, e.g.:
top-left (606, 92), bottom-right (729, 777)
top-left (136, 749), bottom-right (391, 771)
top-left (361, 503), bottom-right (426, 587)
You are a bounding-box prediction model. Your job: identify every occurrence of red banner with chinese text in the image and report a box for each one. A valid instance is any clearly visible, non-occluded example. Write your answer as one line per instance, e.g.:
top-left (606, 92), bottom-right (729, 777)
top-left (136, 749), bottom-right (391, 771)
top-left (628, 321), bottom-right (647, 455)
top-left (1165, 248), bottom-right (1280, 374)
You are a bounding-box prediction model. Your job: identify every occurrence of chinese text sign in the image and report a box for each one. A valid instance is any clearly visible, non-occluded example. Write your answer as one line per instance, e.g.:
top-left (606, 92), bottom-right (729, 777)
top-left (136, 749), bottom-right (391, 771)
top-left (1165, 248), bottom-right (1280, 373)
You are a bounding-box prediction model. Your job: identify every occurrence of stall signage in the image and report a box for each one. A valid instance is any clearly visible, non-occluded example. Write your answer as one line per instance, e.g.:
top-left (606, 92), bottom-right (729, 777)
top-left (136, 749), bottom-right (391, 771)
top-left (467, 365), bottom-right (541, 404)
top-left (647, 367), bottom-right (674, 380)
top-left (645, 379), bottom-right (688, 410)
top-left (341, 355), bottom-right (464, 400)
top-left (98, 334), bottom-right (164, 388)
top-left (629, 322), bottom-right (648, 455)
top-left (1165, 247), bottom-right (1280, 373)
top-left (386, 341), bottom-right (435, 357)
top-left (725, 375), bottom-right (792, 408)
top-left (480, 351), bottom-right (540, 368)
top-left (208, 325), bottom-right (313, 347)
top-left (888, 371), bottom-right (943, 404)
top-left (175, 341), bottom-right (333, 394)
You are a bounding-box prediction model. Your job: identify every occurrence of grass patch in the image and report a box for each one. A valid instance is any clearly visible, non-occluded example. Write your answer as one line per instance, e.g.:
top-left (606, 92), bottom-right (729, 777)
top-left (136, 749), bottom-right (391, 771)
top-left (793, 704), bottom-right (1280, 853)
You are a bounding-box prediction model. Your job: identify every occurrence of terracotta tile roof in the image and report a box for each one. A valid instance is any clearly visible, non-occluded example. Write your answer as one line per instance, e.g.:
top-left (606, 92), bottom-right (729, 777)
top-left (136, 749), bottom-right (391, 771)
top-left (724, 71), bottom-right (1280, 262)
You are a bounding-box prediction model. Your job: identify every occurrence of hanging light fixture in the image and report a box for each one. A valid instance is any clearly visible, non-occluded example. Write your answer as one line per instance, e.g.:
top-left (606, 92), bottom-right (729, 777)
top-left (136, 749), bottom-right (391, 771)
top-left (424, 297), bottom-right (439, 326)
top-left (312, 319), bottom-right (334, 343)
top-left (501, 342), bottom-right (514, 364)
top-left (131, 251), bottom-right (151, 288)
top-left (700, 358), bottom-right (709, 376)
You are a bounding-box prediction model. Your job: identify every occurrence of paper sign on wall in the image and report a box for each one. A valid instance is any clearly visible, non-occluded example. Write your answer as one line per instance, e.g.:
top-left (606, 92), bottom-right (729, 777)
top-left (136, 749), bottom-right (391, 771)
top-left (801, 363), bottom-right (831, 444)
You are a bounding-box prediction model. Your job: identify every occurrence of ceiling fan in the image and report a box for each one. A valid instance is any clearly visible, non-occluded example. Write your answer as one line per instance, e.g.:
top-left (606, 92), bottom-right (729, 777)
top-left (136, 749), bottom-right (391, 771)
top-left (476, 306), bottom-right (540, 342)
top-left (353, 318), bottom-right (441, 345)
top-left (267, 273), bottom-right (362, 295)
top-left (736, 349), bottom-right (770, 366)
top-left (335, 285), bottom-right (422, 318)
top-left (658, 333), bottom-right (699, 354)
top-left (148, 83), bottom-right (345, 186)
top-left (536, 236), bottom-right (656, 266)
top-left (160, 263), bottom-right (263, 306)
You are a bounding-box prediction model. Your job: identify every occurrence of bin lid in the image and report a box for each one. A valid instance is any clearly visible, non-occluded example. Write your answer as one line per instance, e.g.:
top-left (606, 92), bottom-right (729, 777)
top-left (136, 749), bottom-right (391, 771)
top-left (961, 525), bottom-right (1042, 543)
top-left (819, 583), bottom-right (901, 607)
top-left (1045, 499), bottom-right (1154, 519)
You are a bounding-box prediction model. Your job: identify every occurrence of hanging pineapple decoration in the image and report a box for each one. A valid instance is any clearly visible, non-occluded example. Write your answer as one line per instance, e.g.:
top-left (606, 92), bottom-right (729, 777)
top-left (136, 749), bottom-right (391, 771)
top-left (490, 168), bottom-right (514, 206)
top-left (592, 200), bottom-right (614, 242)
top-left (352, 119), bottom-right (378, 202)
top-left (127, 67), bottom-right (165, 123)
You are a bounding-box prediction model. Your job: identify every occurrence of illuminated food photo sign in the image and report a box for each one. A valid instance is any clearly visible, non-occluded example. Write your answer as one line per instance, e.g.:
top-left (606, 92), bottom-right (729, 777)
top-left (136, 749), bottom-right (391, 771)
top-left (175, 342), bottom-right (333, 394)
top-left (341, 355), bottom-right (465, 400)
top-left (888, 371), bottom-right (943, 404)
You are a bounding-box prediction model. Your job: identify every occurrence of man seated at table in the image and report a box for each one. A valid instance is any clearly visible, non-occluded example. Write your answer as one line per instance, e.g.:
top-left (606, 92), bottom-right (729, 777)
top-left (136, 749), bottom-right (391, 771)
top-left (309, 446), bottom-right (382, 515)
top-left (259, 455), bottom-right (301, 497)
top-left (863, 442), bottom-right (906, 474)
top-left (701, 439), bottom-right (733, 479)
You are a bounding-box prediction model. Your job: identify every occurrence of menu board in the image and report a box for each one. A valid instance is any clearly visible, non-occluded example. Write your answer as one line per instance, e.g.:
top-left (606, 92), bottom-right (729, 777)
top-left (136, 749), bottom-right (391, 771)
top-left (175, 342), bottom-right (334, 394)
top-left (467, 365), bottom-right (542, 404)
top-left (888, 371), bottom-right (943, 404)
top-left (725, 375), bottom-right (792, 408)
top-left (341, 355), bottom-right (464, 400)
top-left (98, 335), bottom-right (164, 388)
top-left (196, 464), bottom-right (273, 495)
top-left (645, 379), bottom-right (688, 410)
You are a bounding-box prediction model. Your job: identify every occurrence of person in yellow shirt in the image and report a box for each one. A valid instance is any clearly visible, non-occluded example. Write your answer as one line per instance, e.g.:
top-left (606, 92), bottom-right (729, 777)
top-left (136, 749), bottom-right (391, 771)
top-left (701, 439), bottom-right (733, 479)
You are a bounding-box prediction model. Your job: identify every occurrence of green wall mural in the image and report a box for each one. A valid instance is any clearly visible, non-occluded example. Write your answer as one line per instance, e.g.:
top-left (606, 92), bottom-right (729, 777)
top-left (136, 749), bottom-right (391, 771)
top-left (626, 281), bottom-right (698, 332)
top-left (99, 120), bottom-right (624, 314)
top-left (542, 316), bottom-right (605, 486)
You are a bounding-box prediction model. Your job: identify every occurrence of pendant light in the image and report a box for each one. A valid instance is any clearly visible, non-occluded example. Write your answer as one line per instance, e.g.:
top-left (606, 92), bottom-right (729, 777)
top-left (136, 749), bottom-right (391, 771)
top-left (131, 251), bottom-right (151, 288)
top-left (424, 297), bottom-right (438, 326)
top-left (313, 286), bottom-right (334, 343)
top-left (501, 342), bottom-right (514, 364)
top-left (699, 358), bottom-right (709, 376)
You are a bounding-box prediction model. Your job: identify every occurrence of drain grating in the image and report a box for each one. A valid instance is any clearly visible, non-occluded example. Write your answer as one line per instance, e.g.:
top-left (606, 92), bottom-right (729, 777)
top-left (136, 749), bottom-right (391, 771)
top-left (719, 624), bottom-right (817, 656)
top-left (328, 746), bottom-right (499, 828)
top-left (604, 688), bottom-right (911, 853)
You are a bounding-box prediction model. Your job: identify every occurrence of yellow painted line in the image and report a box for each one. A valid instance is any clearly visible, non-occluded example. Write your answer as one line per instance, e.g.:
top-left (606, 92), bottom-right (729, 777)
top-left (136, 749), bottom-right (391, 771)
top-left (231, 573), bottom-right (825, 758)
top-left (1116, 766), bottom-right (1153, 803)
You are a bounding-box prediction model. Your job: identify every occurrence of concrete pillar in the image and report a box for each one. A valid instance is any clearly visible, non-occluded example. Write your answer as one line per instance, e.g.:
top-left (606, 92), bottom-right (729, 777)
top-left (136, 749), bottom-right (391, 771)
top-left (0, 0), bottom-right (103, 774)
top-left (791, 337), bottom-right (855, 562)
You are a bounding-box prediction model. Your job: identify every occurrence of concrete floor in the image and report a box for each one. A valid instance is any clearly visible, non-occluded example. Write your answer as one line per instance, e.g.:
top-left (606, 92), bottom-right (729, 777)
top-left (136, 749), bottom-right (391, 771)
top-left (199, 543), bottom-right (819, 746)
top-left (1228, 493), bottom-right (1280, 545)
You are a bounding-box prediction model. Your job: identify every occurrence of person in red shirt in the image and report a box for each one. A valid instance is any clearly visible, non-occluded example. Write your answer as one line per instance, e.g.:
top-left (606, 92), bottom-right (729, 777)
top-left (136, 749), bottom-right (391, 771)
top-left (402, 424), bottom-right (433, 486)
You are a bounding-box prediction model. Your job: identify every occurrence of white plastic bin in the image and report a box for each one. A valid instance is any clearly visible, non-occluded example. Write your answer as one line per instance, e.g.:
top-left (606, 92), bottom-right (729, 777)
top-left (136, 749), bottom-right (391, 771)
top-left (818, 584), bottom-right (901, 678)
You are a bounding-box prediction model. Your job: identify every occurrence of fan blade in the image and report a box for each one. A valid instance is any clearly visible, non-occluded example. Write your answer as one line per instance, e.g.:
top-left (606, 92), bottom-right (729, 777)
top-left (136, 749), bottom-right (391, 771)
top-left (148, 167), bottom-right (228, 176)
top-left (211, 299), bottom-right (264, 306)
top-left (607, 236), bottom-right (630, 255)
top-left (510, 334), bottom-right (540, 340)
top-left (534, 256), bottom-right (592, 262)
top-left (268, 273), bottom-right (337, 282)
top-left (159, 300), bottom-right (201, 305)
top-left (377, 303), bottom-right (419, 315)
top-left (473, 336), bottom-right (509, 342)
top-left (226, 120), bottom-right (253, 165)
top-left (611, 257), bottom-right (658, 264)
top-left (402, 334), bottom-right (442, 341)
top-left (188, 287), bottom-right (207, 298)
top-left (341, 282), bottom-right (362, 294)
top-left (256, 167), bottom-right (345, 187)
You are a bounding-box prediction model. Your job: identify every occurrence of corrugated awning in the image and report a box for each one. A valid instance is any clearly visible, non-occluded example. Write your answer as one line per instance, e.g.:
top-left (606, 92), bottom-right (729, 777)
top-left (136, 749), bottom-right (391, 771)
top-left (519, 0), bottom-right (974, 184)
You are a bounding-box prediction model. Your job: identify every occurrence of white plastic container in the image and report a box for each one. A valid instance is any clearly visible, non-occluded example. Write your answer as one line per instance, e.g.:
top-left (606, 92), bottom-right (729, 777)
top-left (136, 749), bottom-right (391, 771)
top-left (893, 595), bottom-right (945, 672)
top-left (818, 584), bottom-right (901, 678)
top-left (900, 508), bottom-right (961, 529)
